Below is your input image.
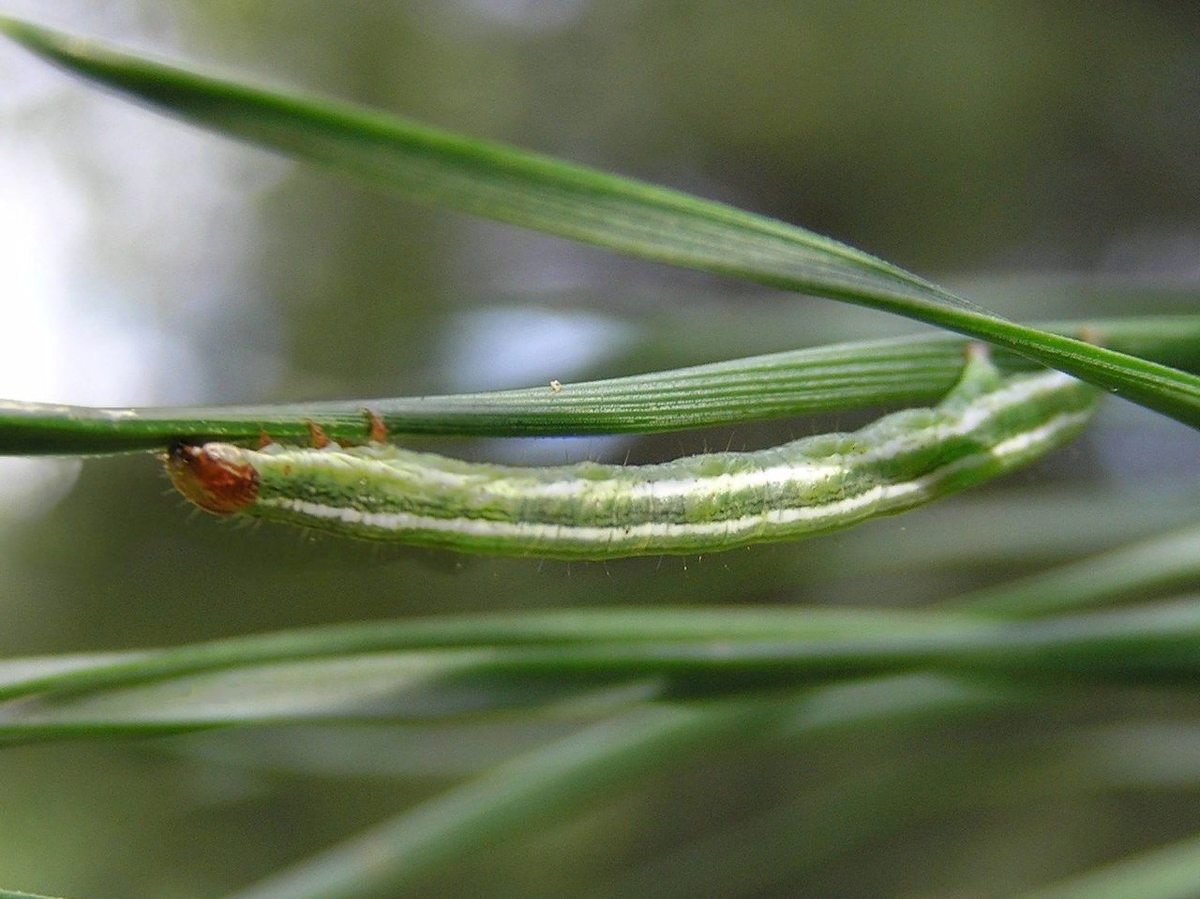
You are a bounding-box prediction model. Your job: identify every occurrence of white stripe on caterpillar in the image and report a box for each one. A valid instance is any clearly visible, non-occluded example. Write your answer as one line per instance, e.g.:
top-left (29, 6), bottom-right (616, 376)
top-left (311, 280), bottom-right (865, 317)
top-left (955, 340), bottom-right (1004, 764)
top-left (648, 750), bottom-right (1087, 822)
top-left (165, 352), bottom-right (1097, 559)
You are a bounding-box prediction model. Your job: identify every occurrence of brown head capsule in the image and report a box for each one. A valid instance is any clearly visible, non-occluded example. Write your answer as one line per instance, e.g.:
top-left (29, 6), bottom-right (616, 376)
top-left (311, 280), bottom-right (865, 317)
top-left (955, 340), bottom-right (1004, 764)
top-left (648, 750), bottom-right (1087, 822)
top-left (164, 442), bottom-right (259, 514)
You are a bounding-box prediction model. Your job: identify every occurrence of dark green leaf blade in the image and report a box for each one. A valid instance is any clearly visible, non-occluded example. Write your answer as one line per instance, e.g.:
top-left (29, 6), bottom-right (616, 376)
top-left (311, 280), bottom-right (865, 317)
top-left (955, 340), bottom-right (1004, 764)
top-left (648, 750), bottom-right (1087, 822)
top-left (3, 18), bottom-right (1200, 427)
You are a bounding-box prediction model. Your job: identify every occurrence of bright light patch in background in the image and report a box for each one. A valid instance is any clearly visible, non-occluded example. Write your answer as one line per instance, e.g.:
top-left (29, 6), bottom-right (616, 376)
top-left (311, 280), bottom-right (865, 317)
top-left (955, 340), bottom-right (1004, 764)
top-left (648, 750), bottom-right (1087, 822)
top-left (0, 142), bottom-right (186, 410)
top-left (438, 307), bottom-right (637, 463)
top-left (0, 124), bottom-right (91, 522)
top-left (0, 22), bottom-right (283, 527)
top-left (440, 307), bottom-right (637, 392)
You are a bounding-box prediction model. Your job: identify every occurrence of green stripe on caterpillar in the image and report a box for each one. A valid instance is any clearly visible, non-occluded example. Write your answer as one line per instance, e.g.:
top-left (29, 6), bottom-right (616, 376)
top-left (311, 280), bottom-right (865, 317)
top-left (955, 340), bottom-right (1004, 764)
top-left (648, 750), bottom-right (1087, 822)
top-left (165, 350), bottom-right (1098, 559)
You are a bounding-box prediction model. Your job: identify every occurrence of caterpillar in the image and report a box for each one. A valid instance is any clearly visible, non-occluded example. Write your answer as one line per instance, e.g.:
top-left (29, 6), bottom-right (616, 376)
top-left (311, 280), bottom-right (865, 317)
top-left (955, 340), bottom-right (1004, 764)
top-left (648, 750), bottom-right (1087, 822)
top-left (164, 351), bottom-right (1097, 559)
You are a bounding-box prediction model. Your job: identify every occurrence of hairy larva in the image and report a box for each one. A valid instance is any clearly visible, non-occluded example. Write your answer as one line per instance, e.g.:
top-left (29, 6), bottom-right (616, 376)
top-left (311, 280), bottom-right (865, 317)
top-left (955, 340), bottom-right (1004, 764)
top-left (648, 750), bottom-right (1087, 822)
top-left (165, 353), bottom-right (1097, 559)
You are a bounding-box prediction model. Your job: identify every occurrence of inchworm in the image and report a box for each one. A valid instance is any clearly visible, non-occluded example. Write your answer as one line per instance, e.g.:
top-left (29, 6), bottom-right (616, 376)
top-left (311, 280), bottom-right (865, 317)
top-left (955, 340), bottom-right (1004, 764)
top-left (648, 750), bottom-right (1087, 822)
top-left (165, 352), bottom-right (1097, 559)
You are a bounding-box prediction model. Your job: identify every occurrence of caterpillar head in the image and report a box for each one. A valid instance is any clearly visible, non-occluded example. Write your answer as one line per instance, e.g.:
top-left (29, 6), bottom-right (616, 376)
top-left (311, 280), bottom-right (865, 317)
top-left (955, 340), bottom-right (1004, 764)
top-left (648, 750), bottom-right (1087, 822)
top-left (164, 441), bottom-right (259, 514)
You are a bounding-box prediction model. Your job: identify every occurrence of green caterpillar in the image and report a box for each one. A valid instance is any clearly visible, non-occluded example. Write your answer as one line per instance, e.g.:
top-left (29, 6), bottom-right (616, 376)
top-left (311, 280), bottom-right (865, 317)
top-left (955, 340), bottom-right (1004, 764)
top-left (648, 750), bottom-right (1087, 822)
top-left (166, 352), bottom-right (1097, 559)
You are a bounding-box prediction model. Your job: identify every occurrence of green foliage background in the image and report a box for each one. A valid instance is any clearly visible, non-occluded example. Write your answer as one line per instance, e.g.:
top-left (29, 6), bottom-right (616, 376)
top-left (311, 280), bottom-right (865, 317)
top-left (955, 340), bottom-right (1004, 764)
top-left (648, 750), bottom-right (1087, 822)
top-left (2, 3), bottom-right (1200, 898)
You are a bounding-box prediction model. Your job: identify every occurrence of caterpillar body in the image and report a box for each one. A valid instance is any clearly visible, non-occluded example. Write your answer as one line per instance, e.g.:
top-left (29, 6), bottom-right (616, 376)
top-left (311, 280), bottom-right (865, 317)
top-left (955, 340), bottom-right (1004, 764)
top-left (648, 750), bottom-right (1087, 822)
top-left (165, 353), bottom-right (1097, 559)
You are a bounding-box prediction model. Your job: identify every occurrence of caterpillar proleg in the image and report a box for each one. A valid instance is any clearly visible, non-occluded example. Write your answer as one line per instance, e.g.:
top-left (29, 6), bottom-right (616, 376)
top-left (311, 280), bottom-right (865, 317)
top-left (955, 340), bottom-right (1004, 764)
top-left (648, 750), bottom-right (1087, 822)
top-left (165, 352), bottom-right (1097, 559)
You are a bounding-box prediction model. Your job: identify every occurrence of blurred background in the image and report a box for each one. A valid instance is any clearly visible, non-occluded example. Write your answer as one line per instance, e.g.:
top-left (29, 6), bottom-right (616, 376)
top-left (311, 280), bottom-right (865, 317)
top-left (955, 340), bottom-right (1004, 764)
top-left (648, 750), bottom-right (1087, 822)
top-left (2, 1), bottom-right (1200, 897)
